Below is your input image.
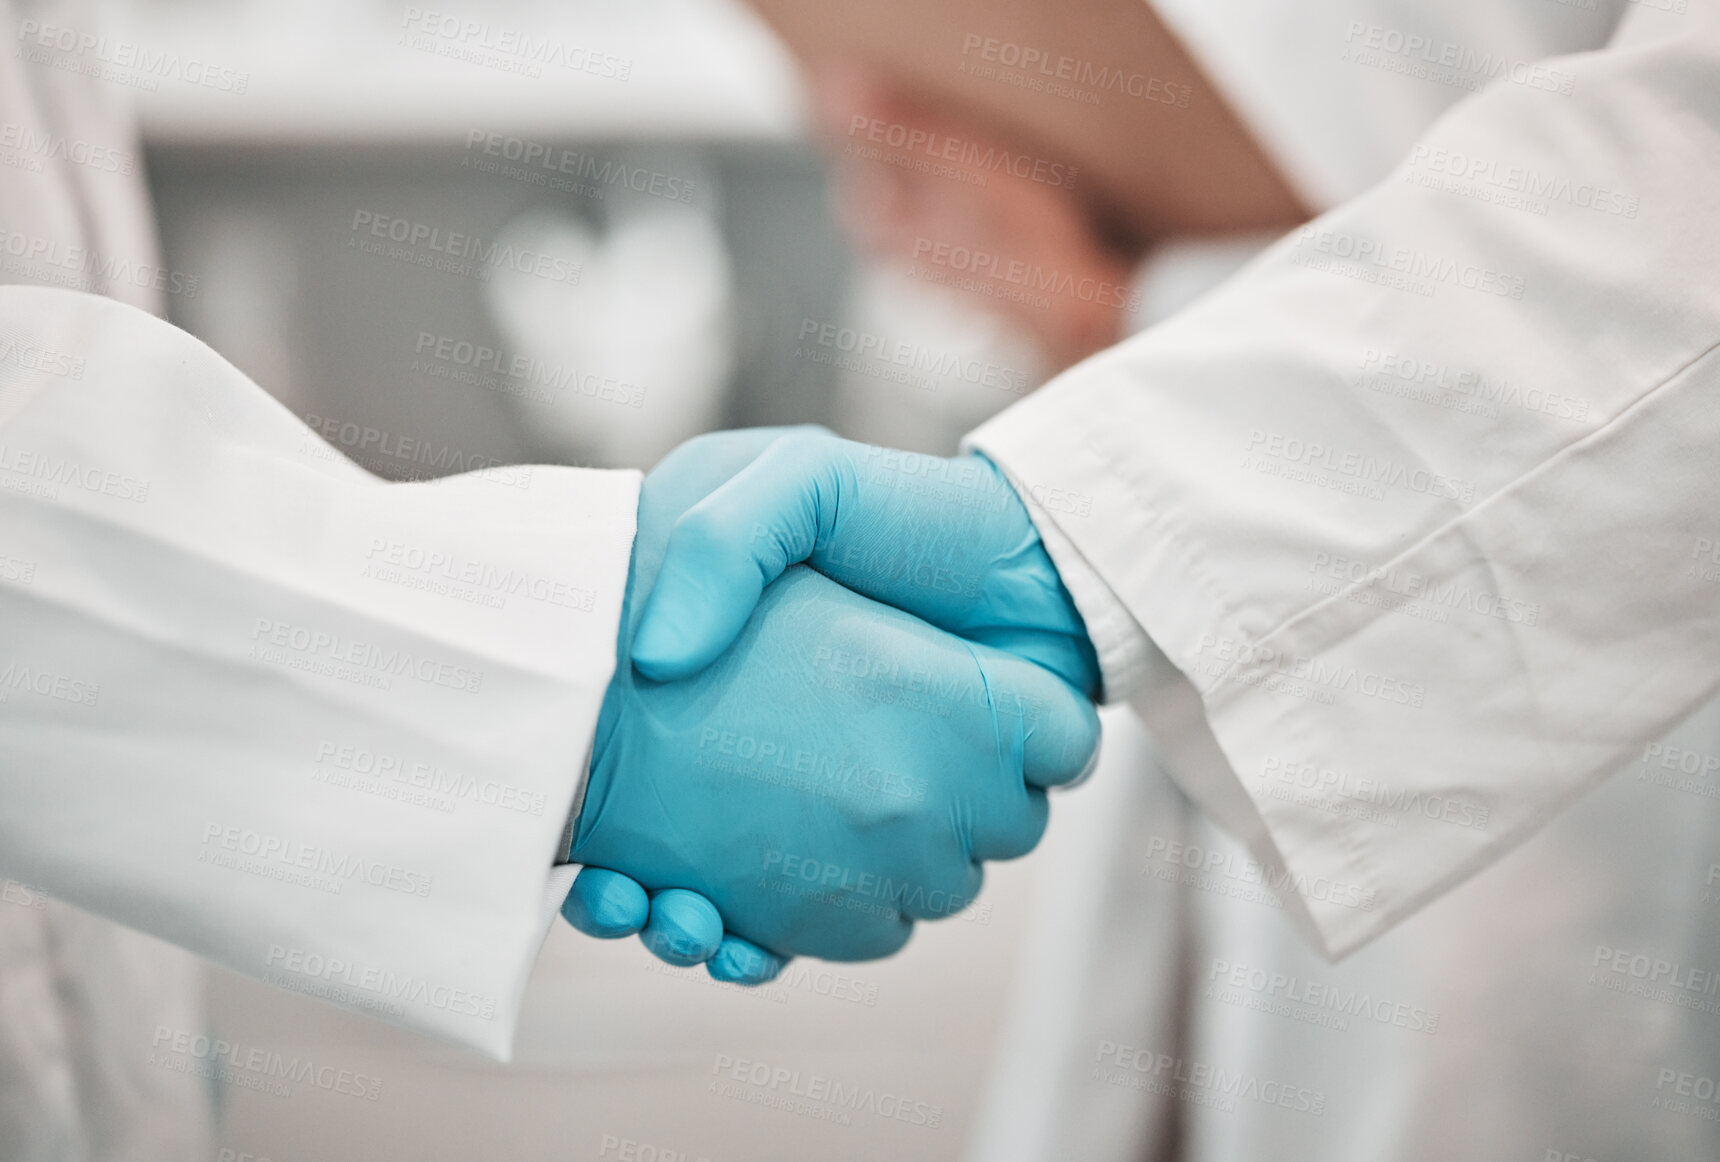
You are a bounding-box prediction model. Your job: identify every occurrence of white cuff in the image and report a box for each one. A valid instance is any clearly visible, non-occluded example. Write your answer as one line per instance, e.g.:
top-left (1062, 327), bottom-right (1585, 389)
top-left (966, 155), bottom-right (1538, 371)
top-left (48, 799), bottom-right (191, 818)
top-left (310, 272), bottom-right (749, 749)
top-left (1013, 495), bottom-right (1164, 707)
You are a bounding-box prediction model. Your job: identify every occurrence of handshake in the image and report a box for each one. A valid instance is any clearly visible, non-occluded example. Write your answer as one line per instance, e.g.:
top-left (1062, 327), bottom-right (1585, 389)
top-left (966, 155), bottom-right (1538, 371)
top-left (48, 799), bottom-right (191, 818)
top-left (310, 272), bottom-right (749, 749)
top-left (560, 428), bottom-right (1103, 983)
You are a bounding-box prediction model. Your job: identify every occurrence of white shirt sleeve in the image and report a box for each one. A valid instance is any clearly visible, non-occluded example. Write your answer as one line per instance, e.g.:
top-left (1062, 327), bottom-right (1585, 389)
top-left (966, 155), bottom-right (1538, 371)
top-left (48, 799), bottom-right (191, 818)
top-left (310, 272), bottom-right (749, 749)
top-left (970, 6), bottom-right (1720, 959)
top-left (0, 285), bottom-right (637, 1059)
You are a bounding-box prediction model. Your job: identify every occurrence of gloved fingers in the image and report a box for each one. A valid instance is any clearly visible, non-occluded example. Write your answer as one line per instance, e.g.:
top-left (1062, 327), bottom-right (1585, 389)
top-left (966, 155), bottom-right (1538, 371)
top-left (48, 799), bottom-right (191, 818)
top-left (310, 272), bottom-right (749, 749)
top-left (641, 888), bottom-right (726, 968)
top-left (632, 431), bottom-right (855, 681)
top-left (707, 936), bottom-right (790, 985)
top-left (967, 623), bottom-right (1104, 703)
top-left (561, 867), bottom-right (650, 938)
top-left (970, 785), bottom-right (1050, 863)
top-left (978, 645), bottom-right (1102, 789)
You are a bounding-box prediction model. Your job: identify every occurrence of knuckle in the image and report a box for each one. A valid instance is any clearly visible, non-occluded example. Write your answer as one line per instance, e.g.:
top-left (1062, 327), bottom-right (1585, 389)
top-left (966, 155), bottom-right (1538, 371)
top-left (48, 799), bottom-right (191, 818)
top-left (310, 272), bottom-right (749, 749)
top-left (781, 428), bottom-right (838, 460)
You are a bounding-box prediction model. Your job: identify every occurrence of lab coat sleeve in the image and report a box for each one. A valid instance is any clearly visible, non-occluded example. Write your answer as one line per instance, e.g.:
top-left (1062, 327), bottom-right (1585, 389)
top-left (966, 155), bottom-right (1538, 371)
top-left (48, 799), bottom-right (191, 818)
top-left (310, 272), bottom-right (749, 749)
top-left (0, 286), bottom-right (637, 1059)
top-left (969, 9), bottom-right (1720, 958)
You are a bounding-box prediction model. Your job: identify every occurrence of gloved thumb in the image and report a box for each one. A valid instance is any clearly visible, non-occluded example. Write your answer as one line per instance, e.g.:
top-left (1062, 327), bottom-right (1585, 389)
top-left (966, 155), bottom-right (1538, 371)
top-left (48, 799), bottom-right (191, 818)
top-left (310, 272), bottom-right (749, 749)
top-left (630, 521), bottom-right (772, 681)
top-left (632, 435), bottom-right (849, 680)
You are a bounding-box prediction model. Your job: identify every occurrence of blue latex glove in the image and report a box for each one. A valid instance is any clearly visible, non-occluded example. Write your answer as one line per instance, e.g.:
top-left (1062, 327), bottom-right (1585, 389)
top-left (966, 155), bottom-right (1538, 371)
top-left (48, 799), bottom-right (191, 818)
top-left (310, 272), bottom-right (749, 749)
top-left (563, 855), bottom-right (786, 984)
top-left (559, 432), bottom-right (806, 985)
top-left (570, 429), bottom-right (1100, 961)
top-left (562, 869), bottom-right (783, 983)
top-left (630, 429), bottom-right (1101, 698)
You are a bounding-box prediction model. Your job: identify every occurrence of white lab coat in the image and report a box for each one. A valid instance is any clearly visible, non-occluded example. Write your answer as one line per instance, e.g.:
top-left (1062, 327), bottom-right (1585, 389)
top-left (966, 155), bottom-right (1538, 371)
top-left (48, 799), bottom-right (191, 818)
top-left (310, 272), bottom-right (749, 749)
top-left (967, 0), bottom-right (1720, 1157)
top-left (2, 2), bottom-right (219, 1156)
top-left (0, 17), bottom-right (636, 1162)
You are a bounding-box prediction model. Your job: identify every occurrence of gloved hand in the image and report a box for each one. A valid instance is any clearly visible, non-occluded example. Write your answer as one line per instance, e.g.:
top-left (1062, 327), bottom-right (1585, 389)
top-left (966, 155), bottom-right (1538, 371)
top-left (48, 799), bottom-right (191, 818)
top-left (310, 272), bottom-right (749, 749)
top-left (570, 429), bottom-right (1100, 962)
top-left (562, 867), bottom-right (775, 982)
top-left (630, 429), bottom-right (1101, 698)
top-left (561, 431), bottom-right (796, 984)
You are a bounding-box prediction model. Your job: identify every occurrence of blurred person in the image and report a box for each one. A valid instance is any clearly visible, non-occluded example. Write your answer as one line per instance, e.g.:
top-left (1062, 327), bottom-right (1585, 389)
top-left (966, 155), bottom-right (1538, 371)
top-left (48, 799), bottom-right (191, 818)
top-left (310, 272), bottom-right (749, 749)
top-left (635, 0), bottom-right (1720, 1157)
top-left (760, 0), bottom-right (1311, 368)
top-left (0, 2), bottom-right (1100, 1158)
